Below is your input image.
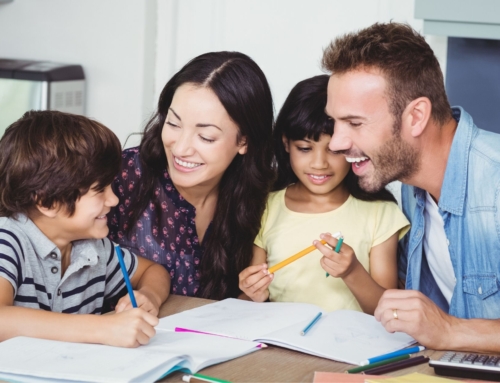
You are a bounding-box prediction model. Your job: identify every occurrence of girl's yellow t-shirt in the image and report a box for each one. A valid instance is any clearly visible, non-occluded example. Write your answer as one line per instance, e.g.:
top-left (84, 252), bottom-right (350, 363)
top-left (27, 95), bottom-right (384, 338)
top-left (254, 189), bottom-right (410, 312)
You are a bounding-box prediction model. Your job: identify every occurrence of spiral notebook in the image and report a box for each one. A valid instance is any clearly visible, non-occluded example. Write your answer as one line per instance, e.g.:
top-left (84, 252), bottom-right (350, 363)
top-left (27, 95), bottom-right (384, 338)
top-left (158, 298), bottom-right (416, 365)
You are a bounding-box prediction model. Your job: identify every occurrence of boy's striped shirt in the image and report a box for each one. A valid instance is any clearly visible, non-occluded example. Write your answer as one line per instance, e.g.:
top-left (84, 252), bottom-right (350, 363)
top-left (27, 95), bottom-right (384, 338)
top-left (0, 215), bottom-right (137, 314)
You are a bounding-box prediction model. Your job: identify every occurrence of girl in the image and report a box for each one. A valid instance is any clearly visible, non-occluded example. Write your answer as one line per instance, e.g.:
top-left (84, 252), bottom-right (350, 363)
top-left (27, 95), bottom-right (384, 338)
top-left (239, 75), bottom-right (409, 314)
top-left (108, 52), bottom-right (275, 300)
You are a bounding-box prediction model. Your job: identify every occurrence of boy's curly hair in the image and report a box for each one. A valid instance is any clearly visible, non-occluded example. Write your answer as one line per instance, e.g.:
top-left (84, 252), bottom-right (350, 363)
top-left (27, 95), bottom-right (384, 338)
top-left (0, 110), bottom-right (121, 217)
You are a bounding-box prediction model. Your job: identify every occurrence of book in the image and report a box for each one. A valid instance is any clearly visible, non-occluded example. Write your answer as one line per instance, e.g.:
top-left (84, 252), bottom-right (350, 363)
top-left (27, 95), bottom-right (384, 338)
top-left (0, 330), bottom-right (261, 383)
top-left (157, 298), bottom-right (416, 366)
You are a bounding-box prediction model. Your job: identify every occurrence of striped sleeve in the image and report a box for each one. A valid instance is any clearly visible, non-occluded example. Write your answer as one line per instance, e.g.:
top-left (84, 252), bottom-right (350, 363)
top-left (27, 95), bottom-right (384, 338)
top-left (0, 228), bottom-right (25, 297)
top-left (102, 238), bottom-right (139, 299)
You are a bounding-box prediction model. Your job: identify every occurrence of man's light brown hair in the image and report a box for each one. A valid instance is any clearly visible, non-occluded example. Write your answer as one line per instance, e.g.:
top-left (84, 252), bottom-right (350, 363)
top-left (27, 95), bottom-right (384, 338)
top-left (322, 22), bottom-right (452, 126)
top-left (0, 110), bottom-right (121, 217)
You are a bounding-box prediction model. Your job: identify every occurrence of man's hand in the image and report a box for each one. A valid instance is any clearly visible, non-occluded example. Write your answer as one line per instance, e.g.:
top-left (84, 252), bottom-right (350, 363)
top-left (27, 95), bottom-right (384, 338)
top-left (374, 289), bottom-right (456, 349)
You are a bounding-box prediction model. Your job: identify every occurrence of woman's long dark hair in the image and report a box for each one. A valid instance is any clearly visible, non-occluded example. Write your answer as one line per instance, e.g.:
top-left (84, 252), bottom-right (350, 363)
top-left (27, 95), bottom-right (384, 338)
top-left (273, 74), bottom-right (395, 203)
top-left (130, 52), bottom-right (275, 299)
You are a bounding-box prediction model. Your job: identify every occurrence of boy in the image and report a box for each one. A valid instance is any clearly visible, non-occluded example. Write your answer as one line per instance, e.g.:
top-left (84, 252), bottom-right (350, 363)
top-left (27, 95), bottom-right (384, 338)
top-left (0, 110), bottom-right (170, 348)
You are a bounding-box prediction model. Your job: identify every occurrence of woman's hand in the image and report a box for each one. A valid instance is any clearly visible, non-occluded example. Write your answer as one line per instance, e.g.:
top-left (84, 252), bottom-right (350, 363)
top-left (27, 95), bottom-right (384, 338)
top-left (238, 264), bottom-right (273, 302)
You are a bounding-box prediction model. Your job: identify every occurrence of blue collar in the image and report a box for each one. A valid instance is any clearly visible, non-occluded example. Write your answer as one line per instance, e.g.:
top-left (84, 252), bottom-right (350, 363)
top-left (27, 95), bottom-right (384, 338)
top-left (412, 107), bottom-right (475, 216)
top-left (439, 107), bottom-right (475, 216)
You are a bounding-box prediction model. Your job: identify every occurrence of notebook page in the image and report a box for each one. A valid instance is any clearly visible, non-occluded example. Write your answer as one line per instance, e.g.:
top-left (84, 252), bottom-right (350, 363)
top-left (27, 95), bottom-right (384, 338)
top-left (0, 331), bottom-right (261, 383)
top-left (158, 298), bottom-right (323, 340)
top-left (255, 310), bottom-right (415, 365)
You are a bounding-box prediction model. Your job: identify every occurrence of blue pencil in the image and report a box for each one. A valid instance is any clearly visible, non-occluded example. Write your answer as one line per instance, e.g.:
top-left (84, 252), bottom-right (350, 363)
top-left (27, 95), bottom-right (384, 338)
top-left (326, 236), bottom-right (344, 277)
top-left (300, 312), bottom-right (322, 335)
top-left (115, 245), bottom-right (138, 308)
top-left (360, 345), bottom-right (426, 366)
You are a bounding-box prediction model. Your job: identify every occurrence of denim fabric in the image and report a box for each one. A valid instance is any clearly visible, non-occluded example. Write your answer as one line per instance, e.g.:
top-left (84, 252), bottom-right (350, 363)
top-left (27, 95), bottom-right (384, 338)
top-left (399, 107), bottom-right (500, 319)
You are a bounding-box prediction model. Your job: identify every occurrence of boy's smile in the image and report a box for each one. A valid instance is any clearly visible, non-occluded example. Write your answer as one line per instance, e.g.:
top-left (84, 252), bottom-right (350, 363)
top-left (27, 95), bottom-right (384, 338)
top-left (33, 183), bottom-right (119, 250)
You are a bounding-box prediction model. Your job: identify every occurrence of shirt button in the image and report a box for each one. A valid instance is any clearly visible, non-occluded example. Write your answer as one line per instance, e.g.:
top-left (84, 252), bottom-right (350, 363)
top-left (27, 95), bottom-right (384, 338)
top-left (51, 266), bottom-right (58, 274)
top-left (57, 289), bottom-right (62, 296)
top-left (446, 239), bottom-right (450, 246)
top-left (50, 252), bottom-right (57, 259)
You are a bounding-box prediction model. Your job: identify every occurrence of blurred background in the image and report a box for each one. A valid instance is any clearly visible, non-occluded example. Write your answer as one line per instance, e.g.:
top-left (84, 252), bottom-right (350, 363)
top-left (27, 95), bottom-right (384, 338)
top-left (0, 0), bottom-right (445, 147)
top-left (0, 0), bottom-right (498, 150)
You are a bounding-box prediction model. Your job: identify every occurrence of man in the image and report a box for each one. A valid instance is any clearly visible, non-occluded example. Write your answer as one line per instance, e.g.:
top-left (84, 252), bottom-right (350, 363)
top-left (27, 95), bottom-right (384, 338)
top-left (322, 22), bottom-right (500, 352)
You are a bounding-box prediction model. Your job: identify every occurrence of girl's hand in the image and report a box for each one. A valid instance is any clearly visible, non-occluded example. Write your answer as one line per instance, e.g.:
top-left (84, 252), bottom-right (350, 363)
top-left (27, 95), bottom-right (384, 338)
top-left (315, 233), bottom-right (360, 279)
top-left (115, 290), bottom-right (160, 316)
top-left (238, 264), bottom-right (273, 302)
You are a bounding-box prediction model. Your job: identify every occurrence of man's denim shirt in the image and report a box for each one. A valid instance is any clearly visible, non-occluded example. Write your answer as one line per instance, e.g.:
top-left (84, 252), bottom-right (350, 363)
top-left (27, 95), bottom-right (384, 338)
top-left (399, 107), bottom-right (500, 319)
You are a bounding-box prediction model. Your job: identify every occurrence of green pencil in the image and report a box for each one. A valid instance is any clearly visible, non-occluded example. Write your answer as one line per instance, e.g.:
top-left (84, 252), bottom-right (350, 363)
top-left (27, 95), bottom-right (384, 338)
top-left (182, 373), bottom-right (232, 383)
top-left (345, 354), bottom-right (410, 374)
top-left (326, 236), bottom-right (344, 277)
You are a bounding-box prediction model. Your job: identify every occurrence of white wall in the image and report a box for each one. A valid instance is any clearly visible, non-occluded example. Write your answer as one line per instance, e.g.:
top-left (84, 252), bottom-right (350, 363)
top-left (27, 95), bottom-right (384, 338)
top-left (156, 0), bottom-right (433, 114)
top-left (0, 0), bottom-right (156, 145)
top-left (0, 0), bottom-right (446, 148)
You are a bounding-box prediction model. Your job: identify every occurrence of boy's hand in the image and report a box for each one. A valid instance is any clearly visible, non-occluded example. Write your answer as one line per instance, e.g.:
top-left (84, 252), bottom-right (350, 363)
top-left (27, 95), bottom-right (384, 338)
top-left (315, 233), bottom-right (360, 279)
top-left (238, 264), bottom-right (273, 302)
top-left (102, 308), bottom-right (158, 348)
top-left (115, 290), bottom-right (160, 316)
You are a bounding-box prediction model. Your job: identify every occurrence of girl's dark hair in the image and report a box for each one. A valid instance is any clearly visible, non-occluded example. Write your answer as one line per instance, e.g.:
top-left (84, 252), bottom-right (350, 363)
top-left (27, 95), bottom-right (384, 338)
top-left (273, 74), bottom-right (396, 203)
top-left (0, 110), bottom-right (121, 217)
top-left (130, 51), bottom-right (275, 299)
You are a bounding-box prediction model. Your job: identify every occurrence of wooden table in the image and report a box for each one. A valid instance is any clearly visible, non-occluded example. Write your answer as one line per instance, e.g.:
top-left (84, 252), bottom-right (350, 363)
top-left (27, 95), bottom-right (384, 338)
top-left (158, 295), bottom-right (449, 383)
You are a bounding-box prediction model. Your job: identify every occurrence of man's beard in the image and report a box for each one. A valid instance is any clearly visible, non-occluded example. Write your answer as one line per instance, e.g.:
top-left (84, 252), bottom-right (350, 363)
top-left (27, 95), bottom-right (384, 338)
top-left (358, 128), bottom-right (420, 193)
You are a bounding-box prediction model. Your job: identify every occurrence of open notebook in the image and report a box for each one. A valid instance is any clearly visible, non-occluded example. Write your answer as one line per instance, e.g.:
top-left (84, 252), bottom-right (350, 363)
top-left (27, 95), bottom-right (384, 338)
top-left (158, 298), bottom-right (416, 365)
top-left (0, 330), bottom-right (261, 383)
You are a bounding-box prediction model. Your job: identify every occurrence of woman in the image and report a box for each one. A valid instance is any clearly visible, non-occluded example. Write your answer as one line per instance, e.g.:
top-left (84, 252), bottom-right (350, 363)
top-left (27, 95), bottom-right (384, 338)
top-left (108, 51), bottom-right (275, 300)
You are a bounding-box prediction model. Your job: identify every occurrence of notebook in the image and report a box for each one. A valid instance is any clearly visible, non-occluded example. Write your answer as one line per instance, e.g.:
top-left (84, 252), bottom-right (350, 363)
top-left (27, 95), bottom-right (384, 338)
top-left (157, 298), bottom-right (416, 365)
top-left (0, 330), bottom-right (261, 383)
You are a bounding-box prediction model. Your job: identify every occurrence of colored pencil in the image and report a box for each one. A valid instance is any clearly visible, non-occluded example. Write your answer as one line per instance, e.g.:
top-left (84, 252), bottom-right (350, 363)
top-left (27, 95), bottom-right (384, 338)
top-left (182, 373), bottom-right (231, 383)
top-left (114, 245), bottom-right (138, 308)
top-left (326, 235), bottom-right (344, 277)
top-left (361, 355), bottom-right (430, 375)
top-left (267, 240), bottom-right (326, 274)
top-left (346, 354), bottom-right (409, 373)
top-left (300, 312), bottom-right (322, 335)
top-left (360, 345), bottom-right (425, 366)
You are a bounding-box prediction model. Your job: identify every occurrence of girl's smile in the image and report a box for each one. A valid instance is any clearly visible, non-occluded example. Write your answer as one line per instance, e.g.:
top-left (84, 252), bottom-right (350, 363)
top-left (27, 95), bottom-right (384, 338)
top-left (306, 173), bottom-right (333, 185)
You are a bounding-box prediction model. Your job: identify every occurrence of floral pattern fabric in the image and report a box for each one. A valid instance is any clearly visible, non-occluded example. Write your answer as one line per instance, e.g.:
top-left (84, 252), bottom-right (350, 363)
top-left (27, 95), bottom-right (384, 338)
top-left (108, 147), bottom-right (204, 296)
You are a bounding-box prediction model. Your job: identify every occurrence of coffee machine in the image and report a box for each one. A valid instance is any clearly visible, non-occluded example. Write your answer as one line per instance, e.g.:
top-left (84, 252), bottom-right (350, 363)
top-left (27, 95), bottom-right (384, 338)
top-left (0, 59), bottom-right (85, 136)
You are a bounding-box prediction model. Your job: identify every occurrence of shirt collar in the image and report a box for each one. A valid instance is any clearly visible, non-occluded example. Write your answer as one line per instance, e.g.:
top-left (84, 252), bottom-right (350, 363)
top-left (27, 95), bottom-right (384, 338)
top-left (438, 106), bottom-right (476, 216)
top-left (12, 214), bottom-right (59, 259)
top-left (12, 214), bottom-right (99, 266)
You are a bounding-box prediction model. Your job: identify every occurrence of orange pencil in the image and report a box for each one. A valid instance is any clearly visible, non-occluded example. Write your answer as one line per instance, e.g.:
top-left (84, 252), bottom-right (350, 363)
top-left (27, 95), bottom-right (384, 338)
top-left (267, 240), bottom-right (326, 274)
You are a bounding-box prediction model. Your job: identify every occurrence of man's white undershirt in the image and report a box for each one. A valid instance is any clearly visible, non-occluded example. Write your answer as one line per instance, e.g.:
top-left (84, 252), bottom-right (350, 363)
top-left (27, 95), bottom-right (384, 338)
top-left (423, 191), bottom-right (456, 304)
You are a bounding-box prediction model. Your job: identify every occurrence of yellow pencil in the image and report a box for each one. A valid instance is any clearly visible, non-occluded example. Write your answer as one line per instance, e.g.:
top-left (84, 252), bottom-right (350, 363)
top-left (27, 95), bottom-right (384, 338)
top-left (267, 240), bottom-right (326, 274)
